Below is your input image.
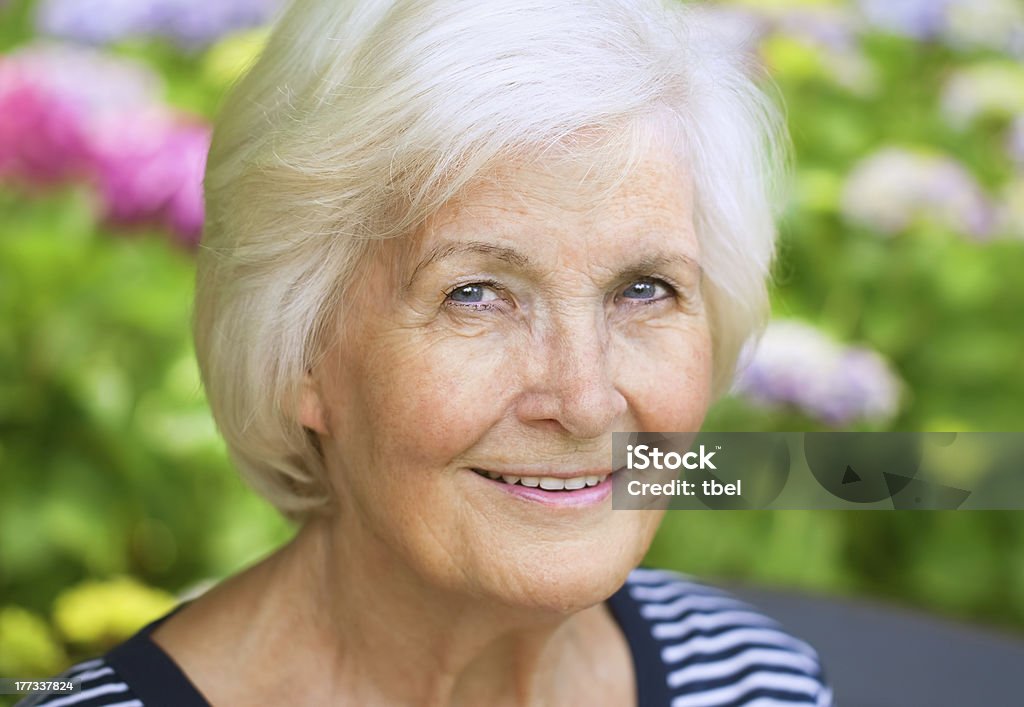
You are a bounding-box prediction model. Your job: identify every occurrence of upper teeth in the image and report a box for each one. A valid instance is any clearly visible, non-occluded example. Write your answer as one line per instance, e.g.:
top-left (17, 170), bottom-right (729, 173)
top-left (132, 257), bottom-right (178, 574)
top-left (480, 470), bottom-right (607, 489)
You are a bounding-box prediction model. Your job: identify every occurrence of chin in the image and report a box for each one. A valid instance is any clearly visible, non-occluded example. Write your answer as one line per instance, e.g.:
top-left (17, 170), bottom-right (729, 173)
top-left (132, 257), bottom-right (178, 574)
top-left (480, 528), bottom-right (652, 616)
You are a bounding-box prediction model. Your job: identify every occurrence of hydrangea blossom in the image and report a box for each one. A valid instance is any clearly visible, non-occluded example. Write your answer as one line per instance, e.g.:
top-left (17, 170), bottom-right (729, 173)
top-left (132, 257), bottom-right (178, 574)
top-left (0, 42), bottom-right (158, 185)
top-left (0, 42), bottom-right (210, 246)
top-left (696, 4), bottom-right (874, 95)
top-left (940, 63), bottom-right (1024, 130)
top-left (34, 0), bottom-right (156, 46)
top-left (840, 147), bottom-right (996, 239)
top-left (855, 0), bottom-right (952, 40)
top-left (774, 6), bottom-right (864, 53)
top-left (944, 0), bottom-right (1024, 57)
top-left (0, 77), bottom-right (90, 186)
top-left (733, 320), bottom-right (902, 427)
top-left (771, 6), bottom-right (875, 94)
top-left (36, 0), bottom-right (283, 51)
top-left (856, 0), bottom-right (1024, 56)
top-left (87, 109), bottom-right (211, 246)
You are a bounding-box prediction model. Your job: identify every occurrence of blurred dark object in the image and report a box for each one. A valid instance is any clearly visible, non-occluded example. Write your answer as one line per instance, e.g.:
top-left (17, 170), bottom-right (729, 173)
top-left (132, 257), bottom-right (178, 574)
top-left (729, 585), bottom-right (1024, 707)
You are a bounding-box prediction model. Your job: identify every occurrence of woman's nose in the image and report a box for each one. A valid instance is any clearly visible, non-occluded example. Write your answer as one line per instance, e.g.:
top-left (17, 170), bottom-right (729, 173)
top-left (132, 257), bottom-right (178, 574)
top-left (514, 315), bottom-right (628, 439)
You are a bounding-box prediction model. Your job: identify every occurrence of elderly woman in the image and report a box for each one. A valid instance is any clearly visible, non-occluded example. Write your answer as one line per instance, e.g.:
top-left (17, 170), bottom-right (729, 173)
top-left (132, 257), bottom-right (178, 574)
top-left (23, 0), bottom-right (832, 705)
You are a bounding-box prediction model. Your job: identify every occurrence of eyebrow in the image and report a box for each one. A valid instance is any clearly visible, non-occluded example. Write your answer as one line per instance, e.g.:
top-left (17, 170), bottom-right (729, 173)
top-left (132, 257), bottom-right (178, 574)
top-left (404, 241), bottom-right (534, 290)
top-left (404, 239), bottom-right (702, 290)
top-left (615, 253), bottom-right (703, 286)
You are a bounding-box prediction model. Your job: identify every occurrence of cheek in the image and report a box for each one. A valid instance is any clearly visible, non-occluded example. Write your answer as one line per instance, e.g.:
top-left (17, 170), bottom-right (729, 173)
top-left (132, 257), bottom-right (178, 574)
top-left (355, 329), bottom-right (516, 466)
top-left (619, 322), bottom-right (712, 430)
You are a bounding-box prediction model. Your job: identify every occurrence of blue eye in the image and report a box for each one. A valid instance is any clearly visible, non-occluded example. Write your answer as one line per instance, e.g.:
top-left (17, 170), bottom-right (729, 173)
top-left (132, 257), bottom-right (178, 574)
top-left (446, 282), bottom-right (501, 306)
top-left (620, 278), bottom-right (672, 302)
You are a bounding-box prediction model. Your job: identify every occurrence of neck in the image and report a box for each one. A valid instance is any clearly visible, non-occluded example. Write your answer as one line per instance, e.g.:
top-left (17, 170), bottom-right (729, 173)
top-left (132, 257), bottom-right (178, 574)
top-left (254, 514), bottom-right (620, 707)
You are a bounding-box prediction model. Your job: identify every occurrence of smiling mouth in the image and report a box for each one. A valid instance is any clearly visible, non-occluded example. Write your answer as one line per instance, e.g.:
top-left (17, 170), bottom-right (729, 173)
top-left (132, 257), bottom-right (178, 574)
top-left (470, 468), bottom-right (611, 491)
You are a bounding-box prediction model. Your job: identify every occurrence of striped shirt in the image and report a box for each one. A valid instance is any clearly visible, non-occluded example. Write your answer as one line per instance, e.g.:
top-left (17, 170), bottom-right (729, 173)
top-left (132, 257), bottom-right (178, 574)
top-left (17, 568), bottom-right (833, 707)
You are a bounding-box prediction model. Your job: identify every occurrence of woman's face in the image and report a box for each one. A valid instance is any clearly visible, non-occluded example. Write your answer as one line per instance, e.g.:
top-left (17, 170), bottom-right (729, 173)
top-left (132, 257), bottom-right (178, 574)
top-left (305, 145), bottom-right (712, 613)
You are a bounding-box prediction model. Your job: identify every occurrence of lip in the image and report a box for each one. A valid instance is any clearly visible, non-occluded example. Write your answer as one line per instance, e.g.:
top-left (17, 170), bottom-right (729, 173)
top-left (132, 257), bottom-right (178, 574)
top-left (467, 467), bottom-right (620, 508)
top-left (472, 468), bottom-right (613, 480)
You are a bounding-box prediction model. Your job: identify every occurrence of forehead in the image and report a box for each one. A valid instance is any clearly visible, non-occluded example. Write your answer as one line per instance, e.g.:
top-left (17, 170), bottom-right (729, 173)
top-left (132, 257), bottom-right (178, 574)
top-left (417, 148), bottom-right (697, 259)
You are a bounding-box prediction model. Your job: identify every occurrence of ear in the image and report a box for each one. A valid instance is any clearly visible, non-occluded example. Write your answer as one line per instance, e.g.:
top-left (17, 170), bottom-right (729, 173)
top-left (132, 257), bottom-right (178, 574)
top-left (298, 371), bottom-right (330, 436)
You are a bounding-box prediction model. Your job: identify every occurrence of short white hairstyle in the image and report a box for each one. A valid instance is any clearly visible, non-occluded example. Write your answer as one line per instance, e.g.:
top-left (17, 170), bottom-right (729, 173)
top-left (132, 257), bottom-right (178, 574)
top-left (194, 0), bottom-right (788, 522)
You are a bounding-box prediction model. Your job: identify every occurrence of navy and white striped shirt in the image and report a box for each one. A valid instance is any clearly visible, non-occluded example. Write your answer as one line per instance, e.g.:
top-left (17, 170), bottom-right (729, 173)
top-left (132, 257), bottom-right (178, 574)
top-left (608, 569), bottom-right (833, 706)
top-left (18, 568), bottom-right (833, 706)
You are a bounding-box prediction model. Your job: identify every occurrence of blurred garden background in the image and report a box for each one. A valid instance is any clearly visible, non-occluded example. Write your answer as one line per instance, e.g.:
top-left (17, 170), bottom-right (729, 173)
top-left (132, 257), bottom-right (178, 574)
top-left (1, 0), bottom-right (1023, 692)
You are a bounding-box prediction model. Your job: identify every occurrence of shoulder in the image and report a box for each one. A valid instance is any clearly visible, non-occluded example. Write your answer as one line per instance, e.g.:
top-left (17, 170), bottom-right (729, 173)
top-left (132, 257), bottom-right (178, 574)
top-left (14, 657), bottom-right (142, 707)
top-left (610, 567), bottom-right (835, 707)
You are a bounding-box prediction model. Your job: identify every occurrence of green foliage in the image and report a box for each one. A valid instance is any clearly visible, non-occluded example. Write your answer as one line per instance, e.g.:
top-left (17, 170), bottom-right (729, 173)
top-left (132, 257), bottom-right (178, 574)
top-left (0, 189), bottom-right (293, 668)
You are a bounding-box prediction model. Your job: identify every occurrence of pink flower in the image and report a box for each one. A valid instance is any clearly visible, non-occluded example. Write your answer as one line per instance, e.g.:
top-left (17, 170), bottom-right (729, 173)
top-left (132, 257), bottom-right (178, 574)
top-left (86, 109), bottom-right (210, 247)
top-left (0, 79), bottom-right (90, 186)
top-left (0, 42), bottom-right (210, 246)
top-left (0, 42), bottom-right (159, 186)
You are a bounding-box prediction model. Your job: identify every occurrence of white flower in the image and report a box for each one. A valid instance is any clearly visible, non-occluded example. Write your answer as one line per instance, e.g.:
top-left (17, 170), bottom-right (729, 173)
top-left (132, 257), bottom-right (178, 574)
top-left (840, 147), bottom-right (996, 239)
top-left (940, 63), bottom-right (1024, 130)
top-left (733, 320), bottom-right (902, 426)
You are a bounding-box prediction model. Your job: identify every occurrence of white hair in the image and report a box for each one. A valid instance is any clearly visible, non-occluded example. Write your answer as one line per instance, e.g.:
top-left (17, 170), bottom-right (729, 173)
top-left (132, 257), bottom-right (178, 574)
top-left (194, 0), bottom-right (789, 522)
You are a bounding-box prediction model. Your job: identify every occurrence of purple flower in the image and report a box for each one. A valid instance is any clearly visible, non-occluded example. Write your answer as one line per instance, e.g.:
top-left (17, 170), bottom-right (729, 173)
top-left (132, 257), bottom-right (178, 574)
top-left (840, 147), bottom-right (997, 240)
top-left (856, 0), bottom-right (1024, 55)
top-left (157, 0), bottom-right (283, 50)
top-left (86, 110), bottom-right (210, 246)
top-left (0, 78), bottom-right (88, 186)
top-left (35, 0), bottom-right (156, 46)
top-left (855, 0), bottom-right (953, 40)
top-left (36, 0), bottom-right (284, 51)
top-left (775, 7), bottom-right (863, 53)
top-left (0, 42), bottom-right (158, 186)
top-left (0, 41), bottom-right (210, 245)
top-left (733, 321), bottom-right (902, 427)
